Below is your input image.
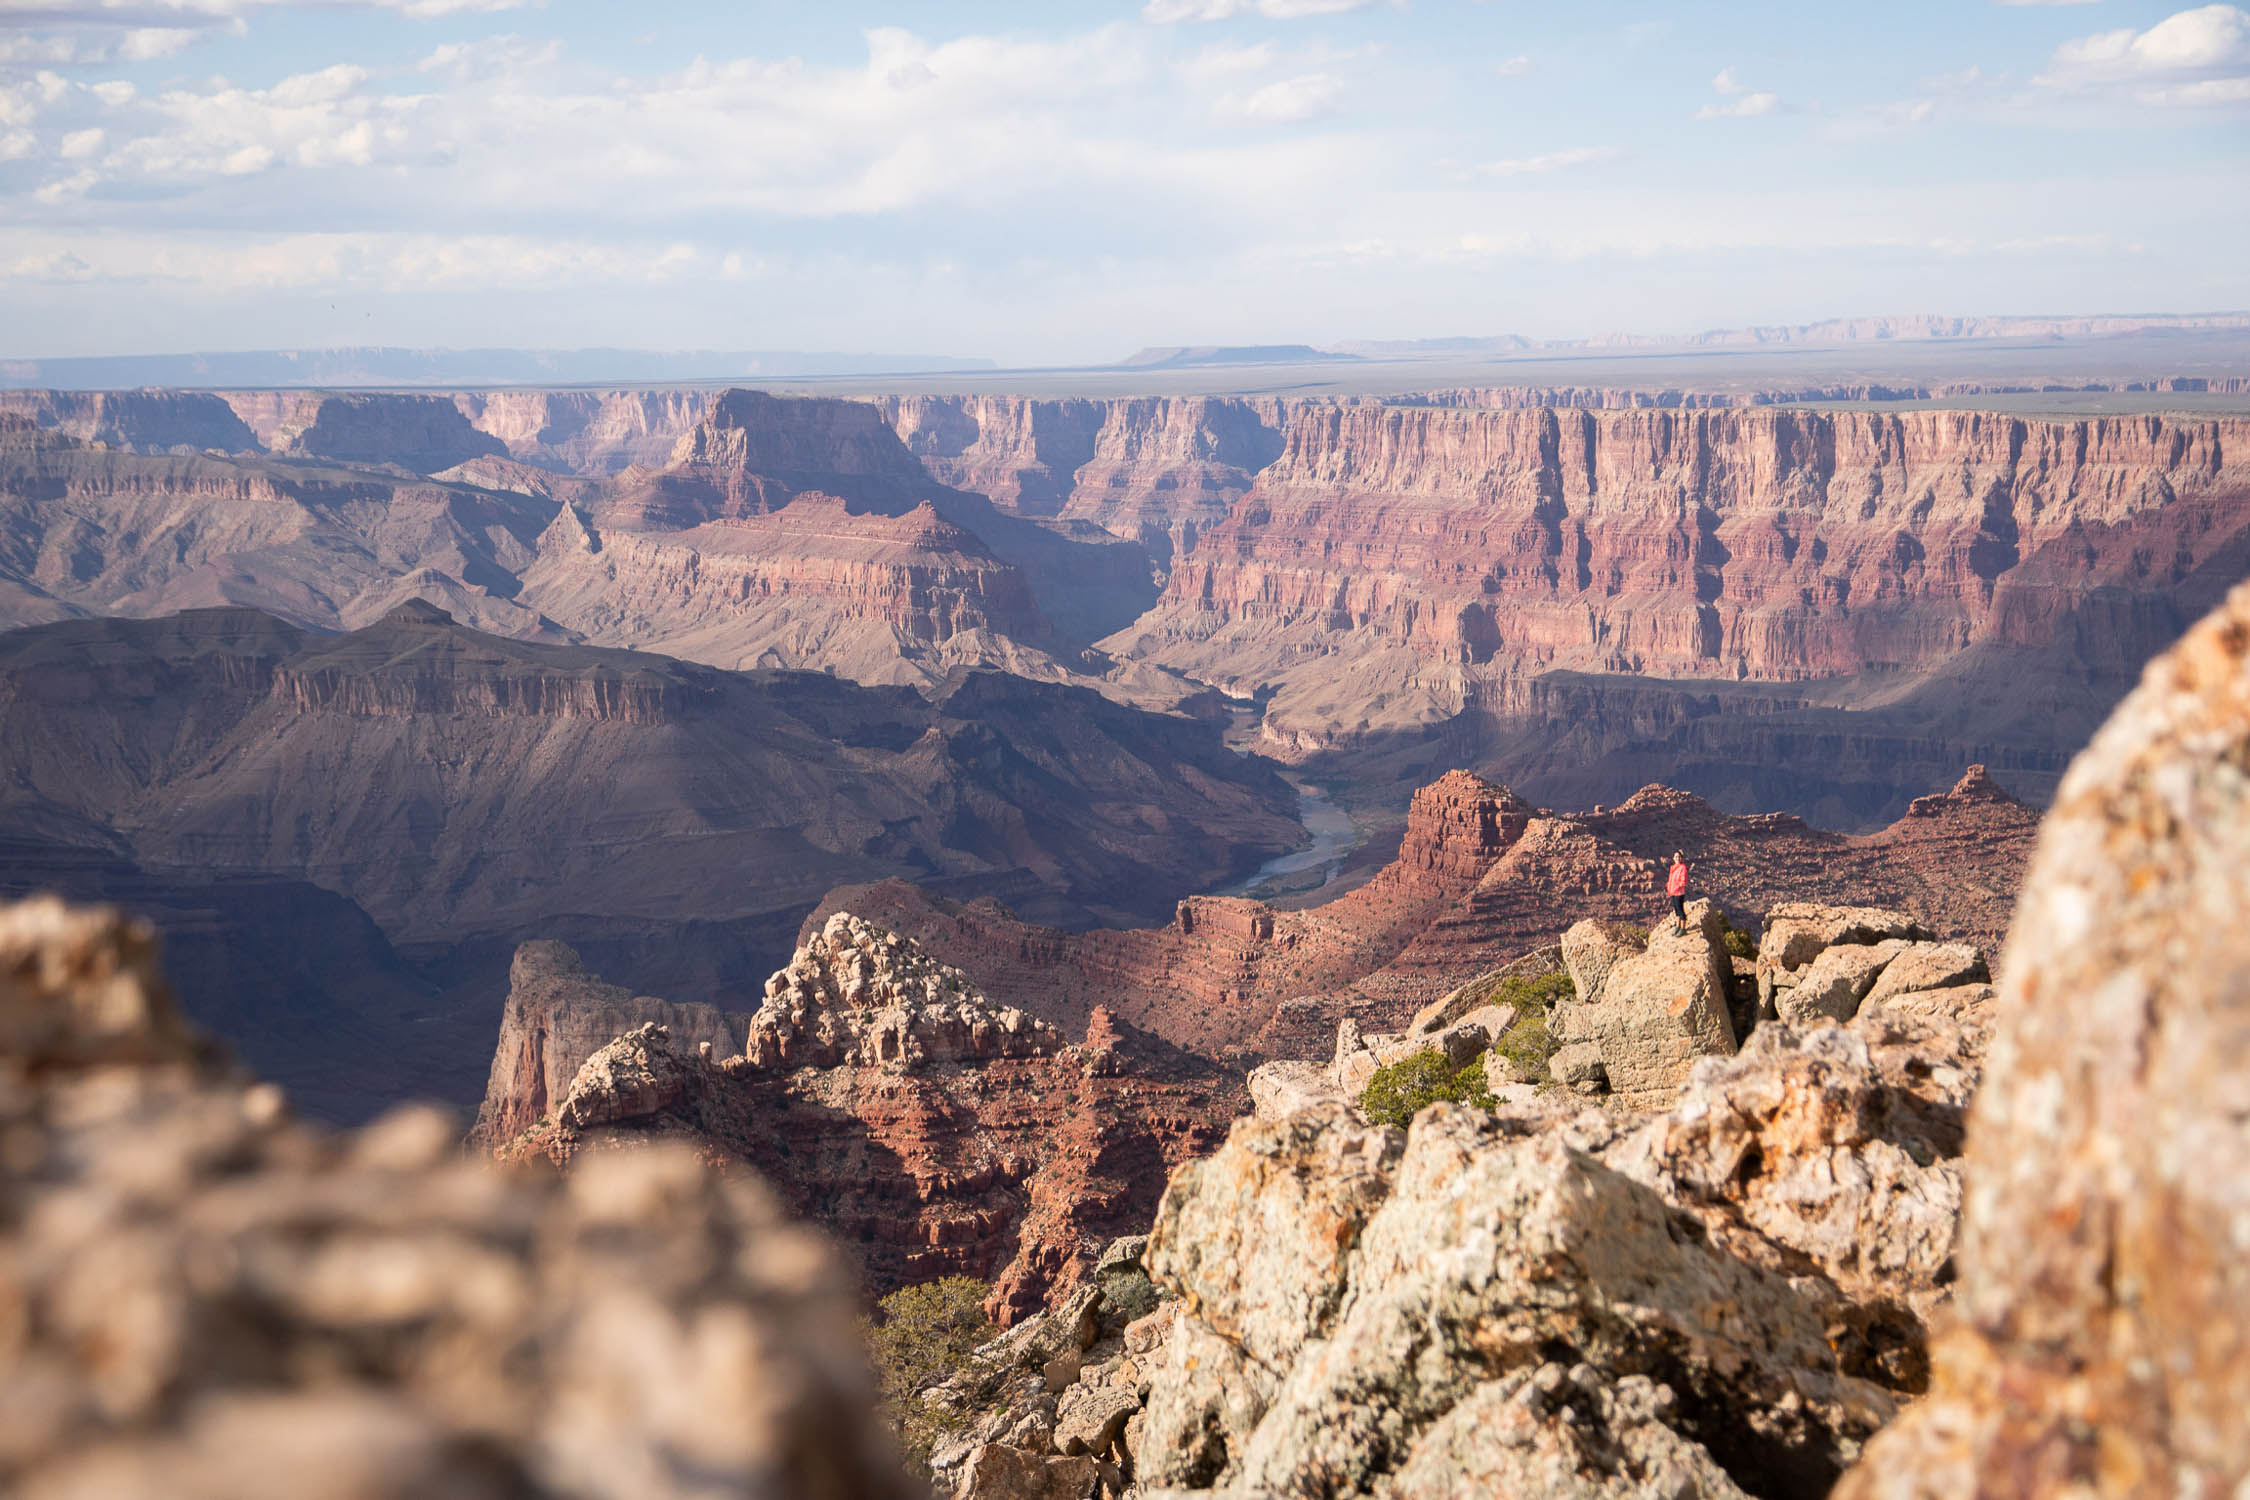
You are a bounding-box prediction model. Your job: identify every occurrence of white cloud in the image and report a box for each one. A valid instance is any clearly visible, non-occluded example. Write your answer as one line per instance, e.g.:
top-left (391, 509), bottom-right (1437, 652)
top-left (1174, 40), bottom-right (1276, 81)
top-left (1697, 92), bottom-right (1779, 118)
top-left (58, 126), bottom-right (103, 157)
top-left (1143, 0), bottom-right (1388, 22)
top-left (0, 26), bottom-right (196, 65)
top-left (0, 129), bottom-right (34, 160)
top-left (1495, 54), bottom-right (1531, 77)
top-left (1697, 67), bottom-right (1780, 117)
top-left (1469, 145), bottom-right (1621, 177)
top-left (1212, 70), bottom-right (1342, 123)
top-left (2039, 3), bottom-right (2250, 99)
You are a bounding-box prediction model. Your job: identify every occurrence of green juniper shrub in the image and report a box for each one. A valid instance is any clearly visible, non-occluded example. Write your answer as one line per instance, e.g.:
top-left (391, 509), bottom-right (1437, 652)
top-left (1717, 912), bottom-right (1758, 960)
top-left (861, 1275), bottom-right (994, 1480)
top-left (1358, 1048), bottom-right (1496, 1128)
top-left (1490, 1008), bottom-right (1559, 1085)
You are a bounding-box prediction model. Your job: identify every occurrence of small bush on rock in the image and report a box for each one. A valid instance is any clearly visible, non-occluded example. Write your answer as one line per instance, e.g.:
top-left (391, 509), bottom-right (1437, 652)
top-left (862, 1275), bottom-right (994, 1479)
top-left (1490, 1009), bottom-right (1558, 1084)
top-left (1718, 912), bottom-right (1759, 960)
top-left (1360, 1049), bottom-right (1496, 1127)
top-left (1486, 969), bottom-right (1575, 1012)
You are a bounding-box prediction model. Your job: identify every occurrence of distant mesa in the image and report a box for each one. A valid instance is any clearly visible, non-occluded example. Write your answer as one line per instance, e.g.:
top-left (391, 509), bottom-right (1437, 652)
top-left (1113, 344), bottom-right (1362, 369)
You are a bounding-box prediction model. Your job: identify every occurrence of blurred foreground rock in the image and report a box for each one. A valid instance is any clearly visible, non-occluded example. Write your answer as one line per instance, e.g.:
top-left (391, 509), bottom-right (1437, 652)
top-left (1834, 581), bottom-right (2250, 1495)
top-left (0, 896), bottom-right (910, 1500)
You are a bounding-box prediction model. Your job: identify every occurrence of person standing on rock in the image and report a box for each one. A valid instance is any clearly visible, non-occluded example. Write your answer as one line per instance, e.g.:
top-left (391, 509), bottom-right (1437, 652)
top-left (1666, 851), bottom-right (1690, 933)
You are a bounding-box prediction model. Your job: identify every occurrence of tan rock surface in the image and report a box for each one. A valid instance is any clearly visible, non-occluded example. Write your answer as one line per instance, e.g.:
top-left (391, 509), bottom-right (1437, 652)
top-left (0, 896), bottom-right (910, 1500)
top-left (1835, 580), bottom-right (2250, 1498)
top-left (1586, 901), bottom-right (1738, 1107)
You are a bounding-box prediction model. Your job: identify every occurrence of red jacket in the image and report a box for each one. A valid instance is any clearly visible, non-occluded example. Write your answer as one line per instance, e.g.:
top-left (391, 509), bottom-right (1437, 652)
top-left (1666, 863), bottom-right (1689, 897)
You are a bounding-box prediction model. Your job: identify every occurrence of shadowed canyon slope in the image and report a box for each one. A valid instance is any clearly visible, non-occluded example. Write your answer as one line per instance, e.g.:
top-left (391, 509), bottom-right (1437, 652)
top-left (0, 603), bottom-right (1299, 1112)
top-left (810, 765), bottom-right (2038, 1058)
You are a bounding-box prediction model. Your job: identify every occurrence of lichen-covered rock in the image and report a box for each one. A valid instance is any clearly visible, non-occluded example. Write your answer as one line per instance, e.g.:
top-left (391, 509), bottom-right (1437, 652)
top-left (956, 1443), bottom-right (1099, 1500)
top-left (1148, 1106), bottom-right (1894, 1498)
top-left (0, 897), bottom-right (910, 1500)
top-left (1376, 1368), bottom-right (1753, 1500)
top-left (1587, 901), bottom-right (1738, 1108)
top-left (747, 911), bottom-right (1059, 1070)
top-left (1609, 1018), bottom-right (1969, 1342)
top-left (1144, 1108), bottom-right (1401, 1376)
top-left (1835, 580), bottom-right (2250, 1498)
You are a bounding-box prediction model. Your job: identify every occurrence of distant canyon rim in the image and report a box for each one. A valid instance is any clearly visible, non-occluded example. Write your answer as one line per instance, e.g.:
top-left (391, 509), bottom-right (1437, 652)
top-left (0, 335), bottom-right (2245, 1123)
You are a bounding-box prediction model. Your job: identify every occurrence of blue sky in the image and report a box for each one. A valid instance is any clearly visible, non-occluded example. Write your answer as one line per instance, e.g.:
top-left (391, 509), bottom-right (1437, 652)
top-left (1, 0), bottom-right (2245, 362)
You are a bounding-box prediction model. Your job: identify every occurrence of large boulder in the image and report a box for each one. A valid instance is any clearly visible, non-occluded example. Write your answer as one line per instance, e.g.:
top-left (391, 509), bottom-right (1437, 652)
top-left (1560, 918), bottom-right (1645, 1005)
top-left (1775, 938), bottom-right (1910, 1025)
top-left (1836, 581), bottom-right (2250, 1498)
top-left (1587, 900), bottom-right (1738, 1108)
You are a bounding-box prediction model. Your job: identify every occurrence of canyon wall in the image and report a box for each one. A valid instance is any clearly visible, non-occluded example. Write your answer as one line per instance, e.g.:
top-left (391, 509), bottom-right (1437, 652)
top-left (878, 394), bottom-right (1291, 565)
top-left (1108, 405), bottom-right (2250, 817)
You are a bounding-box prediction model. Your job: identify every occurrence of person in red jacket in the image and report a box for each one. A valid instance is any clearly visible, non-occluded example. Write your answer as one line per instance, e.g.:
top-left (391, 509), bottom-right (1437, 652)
top-left (1666, 851), bottom-right (1690, 933)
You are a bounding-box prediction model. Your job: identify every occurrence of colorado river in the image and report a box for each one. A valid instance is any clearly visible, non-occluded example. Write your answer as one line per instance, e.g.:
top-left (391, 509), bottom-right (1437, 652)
top-left (1219, 780), bottom-right (1359, 898)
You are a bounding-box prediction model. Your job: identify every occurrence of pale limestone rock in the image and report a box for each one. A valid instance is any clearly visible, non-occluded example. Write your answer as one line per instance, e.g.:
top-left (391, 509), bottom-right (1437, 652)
top-left (1560, 917), bottom-right (1644, 1006)
top-left (1216, 1111), bottom-right (1892, 1497)
top-left (1758, 903), bottom-right (1929, 973)
top-left (554, 1020), bottom-right (691, 1129)
top-left (1835, 580), bottom-right (2250, 1499)
top-left (746, 911), bottom-right (1057, 1071)
top-left (1549, 1040), bottom-right (1608, 1093)
top-left (1145, 1110), bottom-right (1400, 1375)
top-left (1245, 1059), bottom-right (1344, 1122)
top-left (1776, 938), bottom-right (1909, 1025)
top-left (1587, 901), bottom-right (1737, 1109)
top-left (1860, 941), bottom-right (1988, 1008)
top-left (955, 1443), bottom-right (1099, 1500)
top-left (1053, 1384), bottom-right (1138, 1457)
top-left (1376, 1370), bottom-right (1753, 1500)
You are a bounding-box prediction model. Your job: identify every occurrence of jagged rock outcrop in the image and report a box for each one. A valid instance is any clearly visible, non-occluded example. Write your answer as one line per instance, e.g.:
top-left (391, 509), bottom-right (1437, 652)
top-left (1835, 580), bottom-right (2250, 1497)
top-left (746, 913), bottom-right (1057, 1069)
top-left (820, 768), bottom-right (2036, 1058)
top-left (934, 950), bottom-right (1990, 1499)
top-left (0, 895), bottom-right (911, 1499)
top-left (470, 940), bottom-right (740, 1148)
top-left (490, 919), bottom-right (1241, 1319)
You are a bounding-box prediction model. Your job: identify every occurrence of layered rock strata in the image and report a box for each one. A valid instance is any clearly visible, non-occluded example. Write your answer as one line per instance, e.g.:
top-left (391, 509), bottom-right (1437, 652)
top-left (1109, 405), bottom-right (2250, 819)
top-left (0, 896), bottom-right (911, 1500)
top-left (877, 395), bottom-right (1290, 566)
top-left (488, 915), bottom-right (1242, 1320)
